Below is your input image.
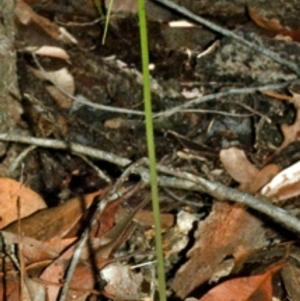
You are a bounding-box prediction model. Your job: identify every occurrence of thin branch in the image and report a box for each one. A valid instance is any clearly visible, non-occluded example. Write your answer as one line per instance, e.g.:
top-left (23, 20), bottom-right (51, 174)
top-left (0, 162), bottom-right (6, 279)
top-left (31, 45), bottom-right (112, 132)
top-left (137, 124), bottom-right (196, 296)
top-left (72, 95), bottom-right (145, 116)
top-left (2, 133), bottom-right (300, 235)
top-left (152, 0), bottom-right (300, 76)
top-left (136, 164), bottom-right (300, 236)
top-left (0, 133), bottom-right (131, 167)
top-left (153, 79), bottom-right (300, 117)
top-left (58, 231), bottom-right (88, 301)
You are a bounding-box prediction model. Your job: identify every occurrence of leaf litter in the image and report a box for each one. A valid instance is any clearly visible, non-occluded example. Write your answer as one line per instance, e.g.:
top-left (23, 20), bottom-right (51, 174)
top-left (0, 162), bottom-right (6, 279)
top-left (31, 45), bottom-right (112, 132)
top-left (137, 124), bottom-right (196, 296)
top-left (3, 0), bottom-right (300, 300)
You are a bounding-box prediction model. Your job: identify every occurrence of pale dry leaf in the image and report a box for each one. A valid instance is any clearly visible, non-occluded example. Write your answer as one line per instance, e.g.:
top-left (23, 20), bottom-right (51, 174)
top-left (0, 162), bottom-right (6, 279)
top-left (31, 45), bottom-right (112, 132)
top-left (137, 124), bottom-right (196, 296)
top-left (220, 147), bottom-right (258, 184)
top-left (261, 160), bottom-right (300, 201)
top-left (28, 66), bottom-right (75, 96)
top-left (26, 46), bottom-right (70, 61)
top-left (101, 262), bottom-right (143, 300)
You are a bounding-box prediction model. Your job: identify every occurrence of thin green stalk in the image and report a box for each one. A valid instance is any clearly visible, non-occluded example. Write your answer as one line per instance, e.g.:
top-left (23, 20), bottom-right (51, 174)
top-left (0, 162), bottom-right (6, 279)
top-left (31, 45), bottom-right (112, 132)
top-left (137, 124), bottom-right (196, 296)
top-left (137, 1), bottom-right (167, 301)
top-left (102, 0), bottom-right (114, 45)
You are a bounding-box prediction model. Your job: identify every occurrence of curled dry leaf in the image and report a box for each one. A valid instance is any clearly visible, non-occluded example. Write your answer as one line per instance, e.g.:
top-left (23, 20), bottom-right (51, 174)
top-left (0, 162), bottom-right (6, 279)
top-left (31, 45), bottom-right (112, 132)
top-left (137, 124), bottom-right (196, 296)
top-left (261, 160), bottom-right (300, 201)
top-left (25, 46), bottom-right (70, 61)
top-left (0, 177), bottom-right (46, 228)
top-left (248, 6), bottom-right (300, 42)
top-left (220, 147), bottom-right (258, 184)
top-left (220, 147), bottom-right (280, 193)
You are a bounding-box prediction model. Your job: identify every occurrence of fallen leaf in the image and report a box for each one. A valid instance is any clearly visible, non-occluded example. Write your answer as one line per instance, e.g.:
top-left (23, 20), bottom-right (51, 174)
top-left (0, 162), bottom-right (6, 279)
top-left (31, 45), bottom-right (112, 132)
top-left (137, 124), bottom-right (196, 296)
top-left (0, 178), bottom-right (46, 228)
top-left (2, 231), bottom-right (58, 264)
top-left (261, 160), bottom-right (300, 201)
top-left (173, 147), bottom-right (279, 298)
top-left (219, 148), bottom-right (280, 193)
top-left (248, 7), bottom-right (300, 42)
top-left (172, 202), bottom-right (266, 298)
top-left (25, 46), bottom-right (70, 61)
top-left (28, 66), bottom-right (75, 96)
top-left (4, 190), bottom-right (103, 240)
top-left (15, 0), bottom-right (77, 44)
top-left (101, 262), bottom-right (143, 300)
top-left (220, 147), bottom-right (259, 184)
top-left (200, 264), bottom-right (284, 301)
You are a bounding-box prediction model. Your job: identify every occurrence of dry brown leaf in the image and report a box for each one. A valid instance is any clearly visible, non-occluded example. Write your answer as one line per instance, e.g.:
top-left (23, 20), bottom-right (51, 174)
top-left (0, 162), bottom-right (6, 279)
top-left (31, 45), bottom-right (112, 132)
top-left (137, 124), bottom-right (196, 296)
top-left (0, 178), bottom-right (46, 228)
top-left (248, 6), bottom-right (300, 42)
top-left (4, 190), bottom-right (103, 240)
top-left (250, 163), bottom-right (280, 193)
top-left (2, 231), bottom-right (59, 265)
top-left (15, 0), bottom-right (77, 44)
top-left (200, 264), bottom-right (284, 301)
top-left (173, 148), bottom-right (280, 298)
top-left (40, 258), bottom-right (94, 301)
top-left (172, 202), bottom-right (266, 298)
top-left (0, 276), bottom-right (46, 301)
top-left (248, 7), bottom-right (284, 32)
top-left (45, 86), bottom-right (73, 109)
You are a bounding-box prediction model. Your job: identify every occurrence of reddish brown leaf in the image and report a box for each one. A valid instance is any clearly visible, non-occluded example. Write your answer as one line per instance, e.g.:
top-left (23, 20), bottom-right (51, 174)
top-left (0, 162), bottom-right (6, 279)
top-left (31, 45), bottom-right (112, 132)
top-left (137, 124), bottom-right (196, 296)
top-left (4, 190), bottom-right (104, 241)
top-left (248, 7), bottom-right (300, 42)
top-left (172, 202), bottom-right (266, 298)
top-left (0, 177), bottom-right (46, 228)
top-left (173, 148), bottom-right (279, 298)
top-left (200, 264), bottom-right (284, 301)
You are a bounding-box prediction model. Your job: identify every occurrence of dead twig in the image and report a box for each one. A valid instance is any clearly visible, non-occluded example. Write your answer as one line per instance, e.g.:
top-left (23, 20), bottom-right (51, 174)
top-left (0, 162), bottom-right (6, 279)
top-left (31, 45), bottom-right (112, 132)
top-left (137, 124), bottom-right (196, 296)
top-left (58, 230), bottom-right (89, 301)
top-left (2, 133), bottom-right (300, 235)
top-left (154, 79), bottom-right (300, 117)
top-left (152, 0), bottom-right (300, 76)
top-left (0, 133), bottom-right (131, 167)
top-left (136, 163), bottom-right (300, 236)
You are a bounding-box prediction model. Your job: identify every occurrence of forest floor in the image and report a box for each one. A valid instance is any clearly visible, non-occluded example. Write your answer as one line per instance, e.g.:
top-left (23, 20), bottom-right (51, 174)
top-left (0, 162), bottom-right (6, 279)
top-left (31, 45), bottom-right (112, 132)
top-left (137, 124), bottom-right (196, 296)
top-left (2, 0), bottom-right (300, 300)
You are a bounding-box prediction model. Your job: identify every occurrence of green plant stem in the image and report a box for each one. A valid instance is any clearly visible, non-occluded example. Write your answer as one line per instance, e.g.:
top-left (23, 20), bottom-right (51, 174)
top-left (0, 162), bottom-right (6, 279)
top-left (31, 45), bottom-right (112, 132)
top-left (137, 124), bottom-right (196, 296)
top-left (102, 0), bottom-right (114, 45)
top-left (137, 1), bottom-right (167, 301)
